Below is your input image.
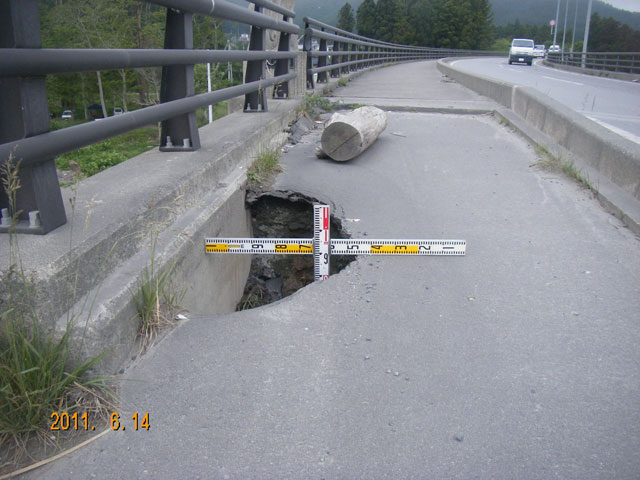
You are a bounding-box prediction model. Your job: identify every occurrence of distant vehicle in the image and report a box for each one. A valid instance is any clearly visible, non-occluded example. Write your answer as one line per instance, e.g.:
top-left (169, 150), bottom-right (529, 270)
top-left (509, 38), bottom-right (535, 66)
top-left (548, 44), bottom-right (561, 53)
top-left (113, 107), bottom-right (123, 116)
top-left (534, 45), bottom-right (546, 57)
top-left (61, 110), bottom-right (74, 119)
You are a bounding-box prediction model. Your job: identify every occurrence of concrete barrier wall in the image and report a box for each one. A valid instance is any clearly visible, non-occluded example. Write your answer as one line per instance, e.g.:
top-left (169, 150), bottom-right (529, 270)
top-left (436, 57), bottom-right (513, 109)
top-left (437, 58), bottom-right (640, 205)
top-left (1, 98), bottom-right (301, 374)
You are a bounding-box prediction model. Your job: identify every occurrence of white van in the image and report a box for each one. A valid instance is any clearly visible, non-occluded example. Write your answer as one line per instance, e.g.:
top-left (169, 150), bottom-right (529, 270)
top-left (509, 38), bottom-right (535, 66)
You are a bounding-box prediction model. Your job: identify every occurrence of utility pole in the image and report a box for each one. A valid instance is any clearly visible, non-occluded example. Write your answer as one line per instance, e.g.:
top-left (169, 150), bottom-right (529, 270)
top-left (582, 0), bottom-right (593, 68)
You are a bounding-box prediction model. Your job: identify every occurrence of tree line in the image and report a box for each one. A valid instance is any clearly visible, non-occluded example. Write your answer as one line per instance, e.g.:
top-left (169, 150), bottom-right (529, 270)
top-left (338, 0), bottom-right (640, 53)
top-left (495, 13), bottom-right (640, 52)
top-left (338, 0), bottom-right (494, 50)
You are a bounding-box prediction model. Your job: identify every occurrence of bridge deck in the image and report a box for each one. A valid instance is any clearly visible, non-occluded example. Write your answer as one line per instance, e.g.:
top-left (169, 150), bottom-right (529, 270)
top-left (34, 61), bottom-right (640, 479)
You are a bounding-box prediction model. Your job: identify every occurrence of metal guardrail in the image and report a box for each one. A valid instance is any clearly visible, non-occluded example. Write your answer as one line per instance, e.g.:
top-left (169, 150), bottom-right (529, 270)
top-left (546, 51), bottom-right (640, 75)
top-left (303, 17), bottom-right (496, 89)
top-left (0, 0), bottom-right (298, 234)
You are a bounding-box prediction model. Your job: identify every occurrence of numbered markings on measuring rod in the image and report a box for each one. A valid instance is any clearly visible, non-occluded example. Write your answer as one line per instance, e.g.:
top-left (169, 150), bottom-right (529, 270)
top-left (313, 204), bottom-right (331, 281)
top-left (331, 239), bottom-right (466, 255)
top-left (205, 238), bottom-right (314, 254)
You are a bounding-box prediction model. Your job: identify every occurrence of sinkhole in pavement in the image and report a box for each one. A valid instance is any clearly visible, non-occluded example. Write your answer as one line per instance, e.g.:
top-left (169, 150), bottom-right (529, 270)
top-left (237, 191), bottom-right (355, 310)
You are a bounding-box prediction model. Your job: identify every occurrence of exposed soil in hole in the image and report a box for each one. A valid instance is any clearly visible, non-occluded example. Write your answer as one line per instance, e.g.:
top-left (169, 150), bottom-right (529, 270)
top-left (237, 191), bottom-right (355, 310)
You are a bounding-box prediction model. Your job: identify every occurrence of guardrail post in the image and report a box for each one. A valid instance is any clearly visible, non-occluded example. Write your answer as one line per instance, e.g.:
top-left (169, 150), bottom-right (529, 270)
top-left (273, 14), bottom-right (292, 99)
top-left (341, 41), bottom-right (350, 75)
top-left (316, 29), bottom-right (328, 83)
top-left (244, 4), bottom-right (267, 111)
top-left (159, 8), bottom-right (200, 151)
top-left (331, 41), bottom-right (341, 78)
top-left (304, 22), bottom-right (314, 89)
top-left (0, 0), bottom-right (66, 234)
top-left (350, 42), bottom-right (357, 71)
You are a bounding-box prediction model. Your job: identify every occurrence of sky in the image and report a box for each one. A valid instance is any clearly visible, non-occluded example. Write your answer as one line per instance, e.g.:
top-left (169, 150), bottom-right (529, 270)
top-left (602, 0), bottom-right (640, 12)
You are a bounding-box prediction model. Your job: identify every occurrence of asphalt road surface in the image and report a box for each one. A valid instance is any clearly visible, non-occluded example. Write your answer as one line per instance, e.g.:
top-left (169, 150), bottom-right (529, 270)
top-left (450, 57), bottom-right (640, 143)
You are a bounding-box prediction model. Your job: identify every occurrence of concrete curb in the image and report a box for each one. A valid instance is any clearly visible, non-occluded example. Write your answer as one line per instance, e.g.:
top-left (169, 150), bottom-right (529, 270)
top-left (437, 57), bottom-right (640, 235)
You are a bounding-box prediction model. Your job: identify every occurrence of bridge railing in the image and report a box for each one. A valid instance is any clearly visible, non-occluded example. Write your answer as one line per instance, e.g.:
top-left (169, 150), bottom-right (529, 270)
top-left (0, 0), bottom-right (298, 234)
top-left (546, 51), bottom-right (640, 75)
top-left (303, 17), bottom-right (496, 89)
top-left (1, 2), bottom-right (496, 235)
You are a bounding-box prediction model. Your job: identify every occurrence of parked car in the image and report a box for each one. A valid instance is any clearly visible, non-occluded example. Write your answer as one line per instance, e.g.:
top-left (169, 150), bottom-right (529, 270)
top-left (509, 38), bottom-right (535, 66)
top-left (113, 107), bottom-right (123, 116)
top-left (61, 110), bottom-right (74, 119)
top-left (534, 45), bottom-right (546, 57)
top-left (548, 44), bottom-right (561, 53)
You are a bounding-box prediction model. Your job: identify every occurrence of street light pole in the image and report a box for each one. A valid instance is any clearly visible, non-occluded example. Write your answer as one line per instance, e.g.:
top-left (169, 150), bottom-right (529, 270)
top-left (571, 0), bottom-right (578, 53)
top-left (562, 0), bottom-right (569, 60)
top-left (553, 0), bottom-right (561, 46)
top-left (582, 0), bottom-right (593, 68)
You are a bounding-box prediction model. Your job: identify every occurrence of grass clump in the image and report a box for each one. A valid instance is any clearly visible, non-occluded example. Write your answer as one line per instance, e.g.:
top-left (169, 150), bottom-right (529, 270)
top-left (534, 146), bottom-right (597, 194)
top-left (0, 158), bottom-right (113, 465)
top-left (131, 244), bottom-right (184, 353)
top-left (247, 148), bottom-right (282, 185)
top-left (0, 316), bottom-right (109, 445)
top-left (338, 77), bottom-right (349, 87)
top-left (302, 94), bottom-right (340, 116)
top-left (561, 160), bottom-right (595, 191)
top-left (236, 286), bottom-right (266, 311)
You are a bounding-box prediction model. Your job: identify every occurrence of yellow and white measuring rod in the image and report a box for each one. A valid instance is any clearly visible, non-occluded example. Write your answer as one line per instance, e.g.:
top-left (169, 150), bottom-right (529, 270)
top-left (204, 204), bottom-right (466, 281)
top-left (205, 239), bottom-right (313, 254)
top-left (331, 239), bottom-right (466, 255)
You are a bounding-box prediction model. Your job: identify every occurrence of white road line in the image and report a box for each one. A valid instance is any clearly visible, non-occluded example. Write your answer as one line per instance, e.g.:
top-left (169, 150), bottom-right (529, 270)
top-left (542, 75), bottom-right (584, 86)
top-left (586, 115), bottom-right (640, 144)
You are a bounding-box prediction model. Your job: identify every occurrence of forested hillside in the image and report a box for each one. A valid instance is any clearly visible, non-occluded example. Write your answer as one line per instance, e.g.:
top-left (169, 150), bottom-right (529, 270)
top-left (491, 0), bottom-right (640, 30)
top-left (293, 0), bottom-right (640, 31)
top-left (355, 0), bottom-right (494, 49)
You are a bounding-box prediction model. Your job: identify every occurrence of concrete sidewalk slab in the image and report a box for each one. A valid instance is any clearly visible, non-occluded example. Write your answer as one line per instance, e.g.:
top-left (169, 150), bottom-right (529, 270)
top-left (32, 102), bottom-right (640, 479)
top-left (329, 61), bottom-right (496, 113)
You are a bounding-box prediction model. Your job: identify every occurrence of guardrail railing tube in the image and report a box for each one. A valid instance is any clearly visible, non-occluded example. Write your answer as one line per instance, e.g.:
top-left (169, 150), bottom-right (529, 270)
top-left (0, 0), bottom-right (66, 234)
top-left (159, 8), bottom-right (200, 151)
top-left (244, 4), bottom-right (267, 111)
